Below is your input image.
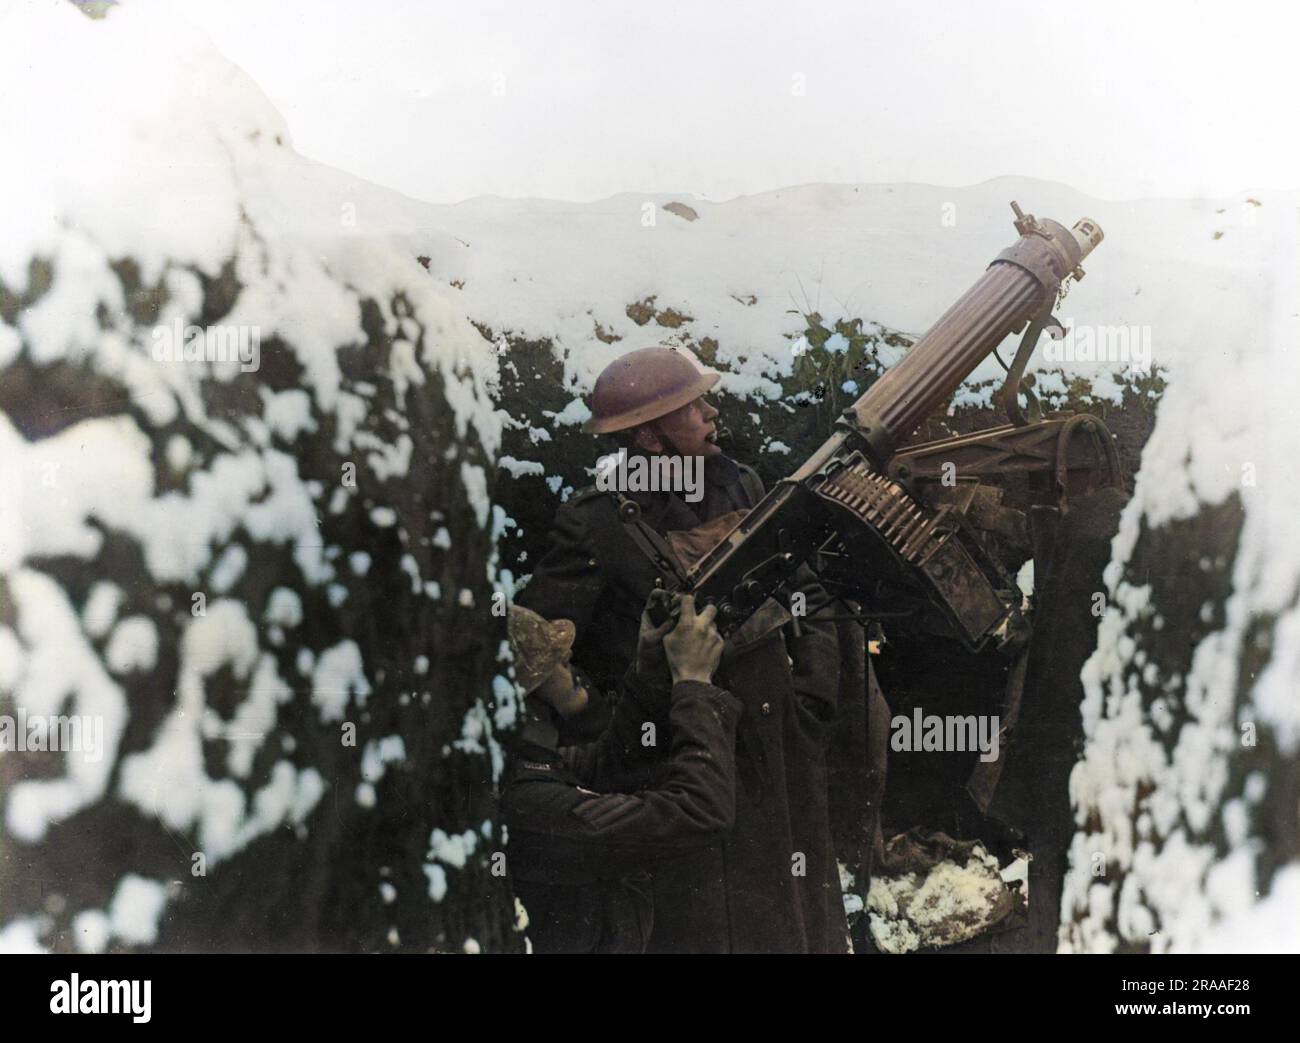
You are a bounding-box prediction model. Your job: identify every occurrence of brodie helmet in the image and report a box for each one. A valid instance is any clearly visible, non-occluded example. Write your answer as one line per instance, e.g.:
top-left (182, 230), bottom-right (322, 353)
top-left (507, 605), bottom-right (577, 695)
top-left (584, 346), bottom-right (719, 434)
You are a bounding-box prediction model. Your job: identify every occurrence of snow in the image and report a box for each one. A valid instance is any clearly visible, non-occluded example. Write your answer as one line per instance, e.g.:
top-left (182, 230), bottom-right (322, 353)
top-left (212, 175), bottom-right (1287, 433)
top-left (311, 640), bottom-right (372, 723)
top-left (423, 864), bottom-right (448, 903)
top-left (82, 582), bottom-right (124, 639)
top-left (0, 323), bottom-right (20, 369)
top-left (548, 399), bottom-right (593, 428)
top-left (460, 697), bottom-right (499, 769)
top-left (264, 587), bottom-right (303, 628)
top-left (72, 909), bottom-right (112, 955)
top-left (460, 463), bottom-right (491, 528)
top-left (360, 430), bottom-right (414, 482)
top-left (492, 674), bottom-right (520, 730)
top-left (0, 0), bottom-right (512, 951)
top-left (498, 456), bottom-right (546, 479)
top-left (0, 418), bottom-right (331, 592)
top-left (113, 601), bottom-right (323, 863)
top-left (261, 389), bottom-right (317, 442)
top-left (361, 735), bottom-right (407, 784)
top-left (867, 845), bottom-right (1010, 953)
top-left (0, 0), bottom-right (503, 588)
top-left (0, 918), bottom-right (47, 955)
top-left (105, 616), bottom-right (159, 674)
top-left (1061, 183), bottom-right (1299, 952)
top-left (1253, 604), bottom-right (1300, 755)
top-left (7, 10), bottom-right (1283, 488)
top-left (1196, 864), bottom-right (1300, 954)
top-left (209, 544), bottom-right (249, 594)
top-left (1, 0), bottom-right (1293, 953)
top-left (428, 828), bottom-right (478, 869)
top-left (0, 628), bottom-right (23, 690)
top-left (108, 875), bottom-right (168, 948)
top-left (421, 827), bottom-right (480, 905)
top-left (4, 570), bottom-right (127, 842)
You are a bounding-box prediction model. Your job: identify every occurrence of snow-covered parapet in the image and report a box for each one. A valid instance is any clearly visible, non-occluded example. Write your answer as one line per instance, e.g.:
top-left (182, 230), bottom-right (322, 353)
top-left (0, 0), bottom-right (512, 952)
top-left (395, 178), bottom-right (1284, 586)
top-left (1060, 201), bottom-right (1300, 952)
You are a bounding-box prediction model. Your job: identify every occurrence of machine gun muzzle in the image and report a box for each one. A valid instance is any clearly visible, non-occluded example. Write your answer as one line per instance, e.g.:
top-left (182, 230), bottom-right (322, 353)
top-left (846, 203), bottom-right (1102, 465)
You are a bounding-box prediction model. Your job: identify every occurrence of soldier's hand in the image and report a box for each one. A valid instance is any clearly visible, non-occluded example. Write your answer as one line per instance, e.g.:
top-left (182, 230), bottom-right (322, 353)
top-left (662, 594), bottom-right (724, 685)
top-left (636, 588), bottom-right (677, 679)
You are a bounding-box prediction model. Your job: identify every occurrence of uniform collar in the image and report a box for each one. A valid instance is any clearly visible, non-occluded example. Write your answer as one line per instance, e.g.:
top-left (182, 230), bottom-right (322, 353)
top-left (702, 452), bottom-right (742, 487)
top-left (621, 449), bottom-right (743, 528)
top-left (518, 697), bottom-right (561, 752)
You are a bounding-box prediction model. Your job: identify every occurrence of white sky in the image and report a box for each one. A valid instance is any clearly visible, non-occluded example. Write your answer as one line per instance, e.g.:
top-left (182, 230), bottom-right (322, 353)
top-left (170, 0), bottom-right (1298, 204)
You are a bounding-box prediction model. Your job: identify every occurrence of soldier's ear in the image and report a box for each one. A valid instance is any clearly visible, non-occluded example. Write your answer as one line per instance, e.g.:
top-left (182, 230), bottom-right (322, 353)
top-left (632, 425), bottom-right (663, 453)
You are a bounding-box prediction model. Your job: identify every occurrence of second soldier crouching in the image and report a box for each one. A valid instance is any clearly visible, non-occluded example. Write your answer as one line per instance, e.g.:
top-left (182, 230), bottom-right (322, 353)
top-left (502, 591), bottom-right (738, 954)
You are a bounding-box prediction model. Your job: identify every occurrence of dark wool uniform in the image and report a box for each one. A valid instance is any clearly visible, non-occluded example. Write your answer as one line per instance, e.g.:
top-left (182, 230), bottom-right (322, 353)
top-left (503, 676), bottom-right (741, 953)
top-left (516, 452), bottom-right (849, 953)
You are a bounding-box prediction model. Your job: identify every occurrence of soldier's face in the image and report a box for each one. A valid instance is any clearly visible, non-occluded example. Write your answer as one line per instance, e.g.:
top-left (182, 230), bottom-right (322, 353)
top-left (641, 396), bottom-right (722, 457)
top-left (535, 660), bottom-right (590, 718)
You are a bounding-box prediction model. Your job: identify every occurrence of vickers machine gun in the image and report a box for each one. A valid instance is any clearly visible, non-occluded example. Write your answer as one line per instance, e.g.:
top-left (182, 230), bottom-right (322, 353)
top-left (640, 202), bottom-right (1121, 650)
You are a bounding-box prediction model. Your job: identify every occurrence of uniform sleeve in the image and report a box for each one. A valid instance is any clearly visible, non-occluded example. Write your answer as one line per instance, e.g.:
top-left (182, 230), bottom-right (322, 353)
top-left (514, 499), bottom-right (604, 633)
top-left (563, 682), bottom-right (742, 868)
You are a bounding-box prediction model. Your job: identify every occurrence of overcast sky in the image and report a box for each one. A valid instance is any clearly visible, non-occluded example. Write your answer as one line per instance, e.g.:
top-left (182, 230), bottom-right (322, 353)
top-left (171, 0), bottom-right (1298, 205)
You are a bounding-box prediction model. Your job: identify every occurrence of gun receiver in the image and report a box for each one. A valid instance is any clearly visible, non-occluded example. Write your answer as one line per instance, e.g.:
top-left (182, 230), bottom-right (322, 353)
top-left (656, 203), bottom-right (1119, 651)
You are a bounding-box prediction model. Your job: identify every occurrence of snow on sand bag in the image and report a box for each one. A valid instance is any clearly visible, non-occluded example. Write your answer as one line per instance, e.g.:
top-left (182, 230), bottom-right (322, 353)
top-left (0, 1), bottom-right (515, 953)
top-left (1059, 201), bottom-right (1300, 953)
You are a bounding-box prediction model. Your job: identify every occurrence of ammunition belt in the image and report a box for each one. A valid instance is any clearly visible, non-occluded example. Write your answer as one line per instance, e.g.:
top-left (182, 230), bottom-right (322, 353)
top-left (818, 463), bottom-right (939, 563)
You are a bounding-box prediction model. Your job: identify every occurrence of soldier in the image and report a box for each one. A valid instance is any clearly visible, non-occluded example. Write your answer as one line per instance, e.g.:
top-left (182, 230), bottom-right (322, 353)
top-left (515, 345), bottom-right (848, 953)
top-left (503, 596), bottom-right (739, 954)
